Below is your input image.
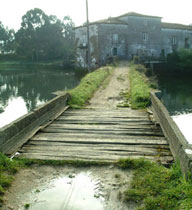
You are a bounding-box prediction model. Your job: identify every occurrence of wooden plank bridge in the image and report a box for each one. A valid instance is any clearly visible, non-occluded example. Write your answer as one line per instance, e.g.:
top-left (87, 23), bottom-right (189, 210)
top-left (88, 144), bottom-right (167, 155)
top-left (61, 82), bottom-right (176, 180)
top-left (18, 107), bottom-right (173, 164)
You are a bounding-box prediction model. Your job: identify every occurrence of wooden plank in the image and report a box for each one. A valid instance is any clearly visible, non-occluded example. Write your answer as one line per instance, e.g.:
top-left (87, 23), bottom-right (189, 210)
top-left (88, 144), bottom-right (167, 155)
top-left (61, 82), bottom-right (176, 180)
top-left (53, 120), bottom-right (154, 126)
top-left (49, 123), bottom-right (160, 130)
top-left (32, 132), bottom-right (167, 141)
top-left (65, 109), bottom-right (147, 115)
top-left (41, 128), bottom-right (164, 136)
top-left (21, 144), bottom-right (172, 156)
top-left (18, 151), bottom-right (173, 162)
top-left (26, 141), bottom-right (170, 149)
top-left (57, 116), bottom-right (150, 122)
top-left (31, 136), bottom-right (168, 146)
top-left (18, 153), bottom-right (174, 163)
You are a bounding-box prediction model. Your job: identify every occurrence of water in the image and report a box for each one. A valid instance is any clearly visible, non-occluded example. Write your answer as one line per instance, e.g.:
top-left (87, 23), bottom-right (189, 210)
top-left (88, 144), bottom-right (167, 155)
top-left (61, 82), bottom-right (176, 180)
top-left (158, 76), bottom-right (192, 144)
top-left (25, 172), bottom-right (105, 210)
top-left (0, 67), bottom-right (83, 128)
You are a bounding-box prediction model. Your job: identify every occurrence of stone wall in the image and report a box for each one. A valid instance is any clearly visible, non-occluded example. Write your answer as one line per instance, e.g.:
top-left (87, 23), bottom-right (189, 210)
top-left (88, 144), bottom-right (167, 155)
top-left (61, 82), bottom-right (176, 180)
top-left (161, 28), bottom-right (192, 55)
top-left (98, 24), bottom-right (128, 64)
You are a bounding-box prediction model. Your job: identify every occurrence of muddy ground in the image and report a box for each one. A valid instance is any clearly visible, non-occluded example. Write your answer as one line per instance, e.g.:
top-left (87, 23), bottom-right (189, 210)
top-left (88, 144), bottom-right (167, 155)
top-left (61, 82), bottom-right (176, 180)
top-left (2, 165), bottom-right (136, 210)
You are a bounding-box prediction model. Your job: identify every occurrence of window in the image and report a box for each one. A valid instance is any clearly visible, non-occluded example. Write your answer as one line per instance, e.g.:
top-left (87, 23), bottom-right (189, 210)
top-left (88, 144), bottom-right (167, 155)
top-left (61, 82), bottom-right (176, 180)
top-left (185, 38), bottom-right (190, 48)
top-left (113, 34), bottom-right (118, 43)
top-left (113, 48), bottom-right (118, 56)
top-left (143, 33), bottom-right (148, 42)
top-left (172, 36), bottom-right (177, 45)
top-left (144, 20), bottom-right (148, 26)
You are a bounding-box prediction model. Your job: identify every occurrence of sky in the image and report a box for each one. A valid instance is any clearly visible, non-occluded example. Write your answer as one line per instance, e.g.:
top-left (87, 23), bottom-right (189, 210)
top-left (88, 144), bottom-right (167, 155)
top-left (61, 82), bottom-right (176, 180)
top-left (0, 0), bottom-right (192, 31)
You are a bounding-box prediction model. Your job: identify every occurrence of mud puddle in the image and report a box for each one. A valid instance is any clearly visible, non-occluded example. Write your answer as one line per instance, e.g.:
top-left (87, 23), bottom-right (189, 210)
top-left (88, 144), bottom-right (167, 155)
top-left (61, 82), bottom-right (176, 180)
top-left (2, 166), bottom-right (135, 210)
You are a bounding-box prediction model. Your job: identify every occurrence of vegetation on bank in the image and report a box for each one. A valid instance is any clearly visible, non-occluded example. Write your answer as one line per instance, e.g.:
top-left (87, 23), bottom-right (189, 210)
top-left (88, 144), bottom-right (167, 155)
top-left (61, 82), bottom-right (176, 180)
top-left (0, 153), bottom-right (23, 203)
top-left (160, 49), bottom-right (192, 75)
top-left (68, 66), bottom-right (113, 108)
top-left (127, 64), bottom-right (156, 109)
top-left (117, 158), bottom-right (192, 210)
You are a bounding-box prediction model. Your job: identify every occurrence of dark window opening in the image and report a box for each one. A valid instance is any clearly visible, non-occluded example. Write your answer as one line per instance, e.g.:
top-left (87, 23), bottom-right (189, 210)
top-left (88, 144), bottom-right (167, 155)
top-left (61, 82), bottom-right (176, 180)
top-left (113, 48), bottom-right (117, 56)
top-left (185, 38), bottom-right (190, 49)
top-left (161, 49), bottom-right (165, 57)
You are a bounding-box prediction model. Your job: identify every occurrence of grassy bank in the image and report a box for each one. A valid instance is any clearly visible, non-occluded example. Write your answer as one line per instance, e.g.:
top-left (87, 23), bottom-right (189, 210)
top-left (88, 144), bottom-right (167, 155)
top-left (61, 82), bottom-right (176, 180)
top-left (68, 66), bottom-right (113, 108)
top-left (117, 158), bottom-right (192, 210)
top-left (128, 64), bottom-right (156, 109)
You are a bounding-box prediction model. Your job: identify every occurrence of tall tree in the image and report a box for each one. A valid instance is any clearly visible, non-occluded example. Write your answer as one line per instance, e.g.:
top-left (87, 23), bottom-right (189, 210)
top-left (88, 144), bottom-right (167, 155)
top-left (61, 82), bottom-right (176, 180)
top-left (0, 22), bottom-right (15, 54)
top-left (15, 8), bottom-right (75, 63)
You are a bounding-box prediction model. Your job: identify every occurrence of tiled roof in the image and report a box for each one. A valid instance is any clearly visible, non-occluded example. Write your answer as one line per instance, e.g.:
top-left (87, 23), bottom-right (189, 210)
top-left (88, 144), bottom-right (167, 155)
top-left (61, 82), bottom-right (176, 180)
top-left (162, 22), bottom-right (192, 31)
top-left (75, 18), bottom-right (128, 29)
top-left (116, 12), bottom-right (162, 19)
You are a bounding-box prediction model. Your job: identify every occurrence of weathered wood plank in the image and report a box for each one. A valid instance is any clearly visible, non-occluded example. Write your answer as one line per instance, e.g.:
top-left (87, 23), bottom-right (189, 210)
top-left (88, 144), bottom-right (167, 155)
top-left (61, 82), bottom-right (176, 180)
top-left (41, 127), bottom-right (164, 136)
top-left (21, 145), bottom-right (172, 156)
top-left (57, 116), bottom-right (150, 122)
top-left (32, 132), bottom-right (167, 141)
top-left (31, 137), bottom-right (168, 146)
top-left (18, 152), bottom-right (173, 163)
top-left (53, 120), bottom-right (154, 126)
top-left (49, 123), bottom-right (160, 130)
top-left (26, 141), bottom-right (170, 149)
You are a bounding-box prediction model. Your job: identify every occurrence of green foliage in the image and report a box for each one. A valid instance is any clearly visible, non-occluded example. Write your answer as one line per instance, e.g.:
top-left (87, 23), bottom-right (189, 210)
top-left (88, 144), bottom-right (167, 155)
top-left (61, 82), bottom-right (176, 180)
top-left (0, 22), bottom-right (15, 54)
top-left (0, 153), bottom-right (23, 203)
top-left (14, 8), bottom-right (75, 62)
top-left (167, 49), bottom-right (192, 74)
top-left (118, 158), bottom-right (192, 210)
top-left (68, 67), bottom-right (112, 107)
top-left (129, 64), bottom-right (151, 109)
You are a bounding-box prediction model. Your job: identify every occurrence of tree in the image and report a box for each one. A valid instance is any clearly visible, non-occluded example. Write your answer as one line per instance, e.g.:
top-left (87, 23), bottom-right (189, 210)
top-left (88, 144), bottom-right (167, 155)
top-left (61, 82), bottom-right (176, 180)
top-left (15, 8), bottom-right (75, 63)
top-left (15, 8), bottom-right (49, 61)
top-left (0, 22), bottom-right (15, 54)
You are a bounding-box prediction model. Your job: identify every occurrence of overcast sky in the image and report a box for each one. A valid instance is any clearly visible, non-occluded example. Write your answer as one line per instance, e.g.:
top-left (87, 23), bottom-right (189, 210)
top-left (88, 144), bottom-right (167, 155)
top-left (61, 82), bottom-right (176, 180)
top-left (0, 0), bottom-right (192, 30)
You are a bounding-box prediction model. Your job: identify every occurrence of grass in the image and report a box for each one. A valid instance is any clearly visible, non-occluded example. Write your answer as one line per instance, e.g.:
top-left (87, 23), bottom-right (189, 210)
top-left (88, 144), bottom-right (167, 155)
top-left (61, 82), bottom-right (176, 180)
top-left (117, 158), bottom-right (192, 210)
top-left (0, 153), bottom-right (24, 203)
top-left (68, 66), bottom-right (113, 107)
top-left (128, 64), bottom-right (152, 109)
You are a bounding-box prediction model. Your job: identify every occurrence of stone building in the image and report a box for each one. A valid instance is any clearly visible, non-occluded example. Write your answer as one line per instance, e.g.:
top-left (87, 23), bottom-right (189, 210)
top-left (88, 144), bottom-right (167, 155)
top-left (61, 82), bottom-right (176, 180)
top-left (75, 12), bottom-right (192, 67)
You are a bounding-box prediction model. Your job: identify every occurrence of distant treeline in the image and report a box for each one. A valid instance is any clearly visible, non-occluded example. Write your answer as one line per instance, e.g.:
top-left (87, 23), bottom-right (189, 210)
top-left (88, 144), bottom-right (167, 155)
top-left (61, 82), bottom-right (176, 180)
top-left (0, 8), bottom-right (75, 68)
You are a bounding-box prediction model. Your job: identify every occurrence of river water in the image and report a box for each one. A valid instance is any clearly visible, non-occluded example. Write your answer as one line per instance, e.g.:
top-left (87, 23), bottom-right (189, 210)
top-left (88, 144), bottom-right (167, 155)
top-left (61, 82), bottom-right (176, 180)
top-left (158, 76), bottom-right (192, 144)
top-left (0, 66), bottom-right (83, 128)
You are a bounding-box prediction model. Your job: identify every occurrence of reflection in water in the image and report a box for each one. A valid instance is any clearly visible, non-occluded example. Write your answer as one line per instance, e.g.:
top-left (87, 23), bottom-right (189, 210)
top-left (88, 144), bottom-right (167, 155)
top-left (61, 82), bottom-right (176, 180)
top-left (0, 97), bottom-right (28, 128)
top-left (173, 113), bottom-right (192, 144)
top-left (0, 67), bottom-right (83, 128)
top-left (30, 172), bottom-right (104, 210)
top-left (158, 76), bottom-right (192, 144)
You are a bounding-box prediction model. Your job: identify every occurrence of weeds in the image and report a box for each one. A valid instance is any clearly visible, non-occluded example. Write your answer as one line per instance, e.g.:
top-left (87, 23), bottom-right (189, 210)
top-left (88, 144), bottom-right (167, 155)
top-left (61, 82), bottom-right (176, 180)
top-left (117, 158), bottom-right (192, 210)
top-left (0, 153), bottom-right (24, 203)
top-left (68, 66), bottom-right (113, 107)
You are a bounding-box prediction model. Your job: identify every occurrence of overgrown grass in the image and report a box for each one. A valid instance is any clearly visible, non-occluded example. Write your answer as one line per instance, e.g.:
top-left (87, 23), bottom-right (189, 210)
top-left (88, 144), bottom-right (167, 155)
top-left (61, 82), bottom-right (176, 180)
top-left (128, 64), bottom-right (151, 109)
top-left (117, 158), bottom-right (192, 210)
top-left (0, 153), bottom-right (24, 203)
top-left (68, 66), bottom-right (113, 107)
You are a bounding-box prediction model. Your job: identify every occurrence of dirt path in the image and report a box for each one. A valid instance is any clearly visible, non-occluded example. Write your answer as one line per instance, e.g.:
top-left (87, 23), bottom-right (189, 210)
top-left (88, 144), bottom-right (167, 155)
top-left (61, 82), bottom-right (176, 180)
top-left (88, 61), bottom-right (130, 109)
